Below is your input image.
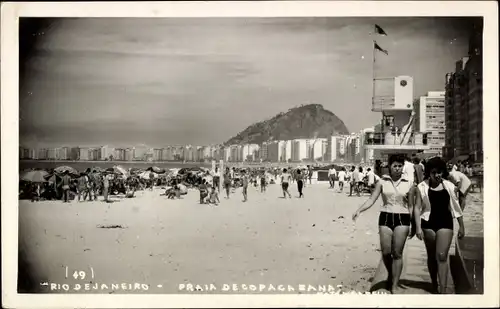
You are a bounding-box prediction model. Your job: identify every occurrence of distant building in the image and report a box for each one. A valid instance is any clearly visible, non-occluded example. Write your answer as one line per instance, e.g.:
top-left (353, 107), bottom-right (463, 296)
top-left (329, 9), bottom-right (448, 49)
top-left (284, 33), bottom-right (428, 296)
top-left (153, 148), bottom-right (163, 161)
top-left (79, 148), bottom-right (90, 161)
top-left (259, 142), bottom-right (269, 161)
top-left (124, 148), bottom-right (133, 161)
top-left (133, 146), bottom-right (148, 161)
top-left (415, 91), bottom-right (446, 157)
top-left (291, 139), bottom-right (308, 162)
top-left (70, 147), bottom-right (79, 160)
top-left (101, 146), bottom-right (115, 161)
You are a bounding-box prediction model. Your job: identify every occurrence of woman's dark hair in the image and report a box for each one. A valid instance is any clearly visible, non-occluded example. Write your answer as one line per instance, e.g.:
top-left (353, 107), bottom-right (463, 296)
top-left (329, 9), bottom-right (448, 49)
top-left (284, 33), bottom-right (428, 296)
top-left (296, 169), bottom-right (301, 174)
top-left (388, 154), bottom-right (406, 166)
top-left (283, 168), bottom-right (287, 172)
top-left (424, 157), bottom-right (449, 180)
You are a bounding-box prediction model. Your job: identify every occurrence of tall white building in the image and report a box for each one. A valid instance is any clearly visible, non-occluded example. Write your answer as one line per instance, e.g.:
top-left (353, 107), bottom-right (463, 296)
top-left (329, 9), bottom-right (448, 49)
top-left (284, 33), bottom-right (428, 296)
top-left (415, 91), bottom-right (446, 157)
top-left (291, 139), bottom-right (308, 162)
top-left (240, 144), bottom-right (260, 162)
top-left (309, 138), bottom-right (326, 161)
top-left (281, 140), bottom-right (292, 162)
top-left (101, 145), bottom-right (115, 161)
top-left (223, 147), bottom-right (231, 162)
top-left (259, 142), bottom-right (269, 161)
top-left (325, 135), bottom-right (349, 162)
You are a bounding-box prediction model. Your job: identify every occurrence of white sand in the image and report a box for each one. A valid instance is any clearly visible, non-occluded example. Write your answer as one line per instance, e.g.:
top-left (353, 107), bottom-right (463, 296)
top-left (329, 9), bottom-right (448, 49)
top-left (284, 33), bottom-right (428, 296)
top-left (18, 182), bottom-right (453, 294)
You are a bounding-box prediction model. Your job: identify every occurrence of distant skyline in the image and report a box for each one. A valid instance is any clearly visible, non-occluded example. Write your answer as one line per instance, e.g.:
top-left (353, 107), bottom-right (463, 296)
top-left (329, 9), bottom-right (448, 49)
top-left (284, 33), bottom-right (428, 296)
top-left (19, 17), bottom-right (477, 148)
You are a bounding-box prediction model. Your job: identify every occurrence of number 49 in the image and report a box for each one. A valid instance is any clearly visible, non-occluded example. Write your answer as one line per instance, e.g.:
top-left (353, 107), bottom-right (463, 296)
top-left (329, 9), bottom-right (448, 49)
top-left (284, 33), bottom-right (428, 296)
top-left (72, 270), bottom-right (86, 280)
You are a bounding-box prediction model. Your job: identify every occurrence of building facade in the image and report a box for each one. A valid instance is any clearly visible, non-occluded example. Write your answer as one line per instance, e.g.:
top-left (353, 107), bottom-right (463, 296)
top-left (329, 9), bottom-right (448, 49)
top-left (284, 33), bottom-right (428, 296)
top-left (443, 20), bottom-right (483, 162)
top-left (415, 91), bottom-right (446, 157)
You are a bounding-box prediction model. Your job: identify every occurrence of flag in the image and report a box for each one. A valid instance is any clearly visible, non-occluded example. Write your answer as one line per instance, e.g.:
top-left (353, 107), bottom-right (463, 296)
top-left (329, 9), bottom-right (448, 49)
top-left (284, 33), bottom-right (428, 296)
top-left (374, 41), bottom-right (388, 55)
top-left (375, 24), bottom-right (387, 36)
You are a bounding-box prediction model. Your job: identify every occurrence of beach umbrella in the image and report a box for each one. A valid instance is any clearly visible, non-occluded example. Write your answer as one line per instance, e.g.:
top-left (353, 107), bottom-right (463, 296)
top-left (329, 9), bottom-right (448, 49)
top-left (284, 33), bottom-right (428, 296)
top-left (20, 170), bottom-right (49, 183)
top-left (44, 173), bottom-right (59, 183)
top-left (148, 166), bottom-right (166, 174)
top-left (112, 165), bottom-right (129, 176)
top-left (92, 166), bottom-right (105, 173)
top-left (139, 171), bottom-right (158, 180)
top-left (54, 165), bottom-right (79, 176)
top-left (129, 167), bottom-right (142, 175)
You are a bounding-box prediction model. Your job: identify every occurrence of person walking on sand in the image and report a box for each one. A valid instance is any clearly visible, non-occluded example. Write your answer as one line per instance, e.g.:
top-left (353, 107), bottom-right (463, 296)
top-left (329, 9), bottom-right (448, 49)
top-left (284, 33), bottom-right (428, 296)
top-left (61, 171), bottom-right (71, 203)
top-left (223, 167), bottom-right (232, 199)
top-left (352, 154), bottom-right (413, 294)
top-left (413, 157), bottom-right (465, 294)
top-left (337, 167), bottom-right (346, 192)
top-left (296, 169), bottom-right (304, 198)
top-left (281, 168), bottom-right (292, 199)
top-left (241, 170), bottom-right (249, 202)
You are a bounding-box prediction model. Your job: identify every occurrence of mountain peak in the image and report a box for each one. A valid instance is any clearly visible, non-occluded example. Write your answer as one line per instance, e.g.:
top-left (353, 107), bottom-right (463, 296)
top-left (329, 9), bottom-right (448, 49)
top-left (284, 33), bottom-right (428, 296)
top-left (224, 104), bottom-right (349, 145)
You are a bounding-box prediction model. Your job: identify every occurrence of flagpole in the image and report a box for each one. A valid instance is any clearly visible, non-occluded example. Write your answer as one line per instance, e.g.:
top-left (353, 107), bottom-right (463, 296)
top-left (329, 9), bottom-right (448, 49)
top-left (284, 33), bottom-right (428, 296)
top-left (372, 41), bottom-right (377, 111)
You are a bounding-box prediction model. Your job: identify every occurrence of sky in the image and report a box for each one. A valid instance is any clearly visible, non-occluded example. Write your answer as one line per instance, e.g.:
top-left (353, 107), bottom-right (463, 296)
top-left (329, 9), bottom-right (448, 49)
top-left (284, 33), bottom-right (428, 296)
top-left (19, 17), bottom-right (476, 148)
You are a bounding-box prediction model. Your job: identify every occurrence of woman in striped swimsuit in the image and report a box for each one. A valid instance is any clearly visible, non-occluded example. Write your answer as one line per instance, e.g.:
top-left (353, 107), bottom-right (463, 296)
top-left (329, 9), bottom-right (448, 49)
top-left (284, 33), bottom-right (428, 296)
top-left (352, 154), bottom-right (413, 294)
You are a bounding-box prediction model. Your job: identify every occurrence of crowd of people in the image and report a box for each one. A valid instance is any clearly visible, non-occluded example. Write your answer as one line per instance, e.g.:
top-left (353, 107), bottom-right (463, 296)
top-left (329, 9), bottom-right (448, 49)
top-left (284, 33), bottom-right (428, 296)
top-left (19, 154), bottom-right (481, 294)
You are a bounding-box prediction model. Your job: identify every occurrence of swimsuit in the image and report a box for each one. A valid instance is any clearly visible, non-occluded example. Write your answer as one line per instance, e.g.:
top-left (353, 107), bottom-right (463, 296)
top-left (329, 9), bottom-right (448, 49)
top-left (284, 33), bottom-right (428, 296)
top-left (378, 212), bottom-right (411, 230)
top-left (421, 188), bottom-right (453, 232)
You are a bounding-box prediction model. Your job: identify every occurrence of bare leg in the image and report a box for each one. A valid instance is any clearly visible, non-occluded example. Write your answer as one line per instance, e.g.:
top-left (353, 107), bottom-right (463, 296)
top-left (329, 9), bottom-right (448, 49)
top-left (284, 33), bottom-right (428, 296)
top-left (435, 229), bottom-right (454, 294)
top-left (422, 228), bottom-right (439, 293)
top-left (379, 226), bottom-right (393, 292)
top-left (391, 225), bottom-right (410, 292)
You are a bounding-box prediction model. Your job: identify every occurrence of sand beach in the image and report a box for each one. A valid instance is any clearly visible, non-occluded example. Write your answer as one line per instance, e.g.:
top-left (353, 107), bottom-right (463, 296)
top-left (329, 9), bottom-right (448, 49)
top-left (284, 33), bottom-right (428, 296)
top-left (18, 182), bottom-right (484, 295)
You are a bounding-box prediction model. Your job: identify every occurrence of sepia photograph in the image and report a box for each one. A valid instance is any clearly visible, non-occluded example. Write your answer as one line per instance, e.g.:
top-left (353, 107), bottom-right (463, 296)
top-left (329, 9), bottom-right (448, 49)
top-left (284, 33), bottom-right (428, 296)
top-left (2, 1), bottom-right (499, 308)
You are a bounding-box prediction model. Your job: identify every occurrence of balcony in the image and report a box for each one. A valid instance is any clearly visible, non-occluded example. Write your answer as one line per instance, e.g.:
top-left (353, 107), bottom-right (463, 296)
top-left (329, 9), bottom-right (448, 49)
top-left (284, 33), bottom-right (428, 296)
top-left (364, 131), bottom-right (429, 150)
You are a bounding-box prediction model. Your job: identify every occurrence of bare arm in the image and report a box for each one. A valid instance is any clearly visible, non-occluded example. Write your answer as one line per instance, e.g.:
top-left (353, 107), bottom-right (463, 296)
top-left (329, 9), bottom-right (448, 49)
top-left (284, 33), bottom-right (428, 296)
top-left (353, 182), bottom-right (382, 219)
top-left (413, 188), bottom-right (423, 230)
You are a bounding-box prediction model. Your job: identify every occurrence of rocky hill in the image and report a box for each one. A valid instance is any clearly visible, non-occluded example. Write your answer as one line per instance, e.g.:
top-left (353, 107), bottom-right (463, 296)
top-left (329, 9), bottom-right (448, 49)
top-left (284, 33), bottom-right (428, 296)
top-left (224, 104), bottom-right (350, 145)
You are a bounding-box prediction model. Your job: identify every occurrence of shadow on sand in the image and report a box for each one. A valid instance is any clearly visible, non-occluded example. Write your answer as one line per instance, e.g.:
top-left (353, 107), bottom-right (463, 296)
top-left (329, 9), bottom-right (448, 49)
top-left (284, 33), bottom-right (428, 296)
top-left (369, 279), bottom-right (435, 294)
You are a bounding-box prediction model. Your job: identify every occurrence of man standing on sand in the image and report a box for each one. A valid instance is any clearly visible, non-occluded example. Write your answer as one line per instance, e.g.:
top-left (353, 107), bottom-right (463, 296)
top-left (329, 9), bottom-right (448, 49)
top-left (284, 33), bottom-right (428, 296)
top-left (212, 167), bottom-right (220, 192)
top-left (328, 166), bottom-right (337, 189)
top-left (448, 167), bottom-right (472, 211)
top-left (349, 166), bottom-right (361, 197)
top-left (241, 170), bottom-right (249, 202)
top-left (61, 171), bottom-right (71, 203)
top-left (77, 173), bottom-right (89, 202)
top-left (307, 165), bottom-right (313, 185)
top-left (223, 167), bottom-right (232, 199)
top-left (102, 173), bottom-right (111, 203)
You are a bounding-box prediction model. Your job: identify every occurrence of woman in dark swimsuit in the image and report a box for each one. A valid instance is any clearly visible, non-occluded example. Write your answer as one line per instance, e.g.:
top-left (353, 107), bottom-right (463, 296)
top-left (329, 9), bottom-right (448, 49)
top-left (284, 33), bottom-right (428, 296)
top-left (414, 157), bottom-right (465, 294)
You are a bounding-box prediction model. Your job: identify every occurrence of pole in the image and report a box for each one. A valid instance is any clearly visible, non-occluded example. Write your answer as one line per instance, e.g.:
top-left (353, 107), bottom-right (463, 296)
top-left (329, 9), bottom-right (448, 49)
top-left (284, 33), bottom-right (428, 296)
top-left (219, 159), bottom-right (224, 193)
top-left (372, 39), bottom-right (377, 109)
